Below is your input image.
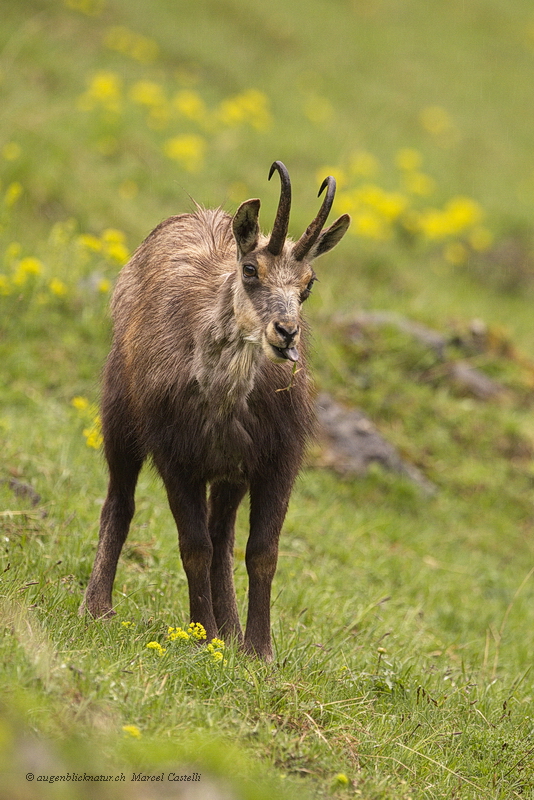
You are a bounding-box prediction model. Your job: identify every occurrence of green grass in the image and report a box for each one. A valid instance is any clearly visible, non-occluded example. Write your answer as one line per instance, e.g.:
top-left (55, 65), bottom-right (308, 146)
top-left (2, 0), bottom-right (534, 798)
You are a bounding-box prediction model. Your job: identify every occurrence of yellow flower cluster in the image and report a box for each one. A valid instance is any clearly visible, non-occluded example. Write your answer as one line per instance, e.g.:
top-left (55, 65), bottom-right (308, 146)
top-left (167, 626), bottom-right (191, 642)
top-left (78, 72), bottom-right (272, 174)
top-left (77, 228), bottom-right (129, 266)
top-left (0, 240), bottom-right (72, 300)
top-left (144, 623), bottom-right (227, 664)
top-left (174, 90), bottom-right (208, 125)
top-left (0, 249), bottom-right (57, 298)
top-left (338, 184), bottom-right (408, 241)
top-left (103, 26), bottom-right (159, 64)
top-left (122, 724), bottom-right (142, 738)
top-left (146, 641), bottom-right (166, 656)
top-left (206, 639), bottom-right (226, 663)
top-left (166, 622), bottom-right (207, 642)
top-left (12, 256), bottom-right (44, 286)
top-left (217, 89), bottom-right (272, 131)
top-left (3, 181), bottom-right (23, 208)
top-left (163, 135), bottom-right (206, 173)
top-left (330, 148), bottom-right (492, 261)
top-left (78, 71), bottom-right (123, 114)
top-left (71, 396), bottom-right (103, 450)
top-left (188, 622), bottom-right (207, 641)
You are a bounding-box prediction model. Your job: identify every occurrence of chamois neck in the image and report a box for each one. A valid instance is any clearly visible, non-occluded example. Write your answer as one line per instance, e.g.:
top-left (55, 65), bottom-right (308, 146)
top-left (192, 273), bottom-right (261, 416)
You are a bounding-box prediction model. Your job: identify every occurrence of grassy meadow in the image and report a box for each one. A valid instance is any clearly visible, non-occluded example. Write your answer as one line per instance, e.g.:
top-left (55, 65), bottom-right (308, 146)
top-left (1, 0), bottom-right (534, 797)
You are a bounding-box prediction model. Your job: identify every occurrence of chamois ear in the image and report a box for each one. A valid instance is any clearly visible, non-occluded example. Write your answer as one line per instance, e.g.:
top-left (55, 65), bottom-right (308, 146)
top-left (306, 214), bottom-right (351, 262)
top-left (233, 199), bottom-right (261, 256)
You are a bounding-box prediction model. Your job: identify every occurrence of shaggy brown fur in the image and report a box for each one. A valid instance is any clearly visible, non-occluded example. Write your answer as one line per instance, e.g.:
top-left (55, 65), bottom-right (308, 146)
top-left (81, 163), bottom-right (350, 660)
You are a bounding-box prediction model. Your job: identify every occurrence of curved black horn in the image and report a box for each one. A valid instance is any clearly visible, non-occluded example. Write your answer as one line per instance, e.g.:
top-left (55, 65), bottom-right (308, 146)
top-left (267, 161), bottom-right (292, 255)
top-left (293, 176), bottom-right (336, 261)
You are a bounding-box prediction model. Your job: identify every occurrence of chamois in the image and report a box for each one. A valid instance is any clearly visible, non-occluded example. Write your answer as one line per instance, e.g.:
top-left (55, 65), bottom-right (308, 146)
top-left (81, 161), bottom-right (350, 660)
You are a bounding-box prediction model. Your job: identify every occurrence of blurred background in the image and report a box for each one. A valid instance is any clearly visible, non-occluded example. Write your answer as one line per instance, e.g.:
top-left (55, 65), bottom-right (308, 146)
top-left (2, 2), bottom-right (534, 798)
top-left (3, 0), bottom-right (534, 336)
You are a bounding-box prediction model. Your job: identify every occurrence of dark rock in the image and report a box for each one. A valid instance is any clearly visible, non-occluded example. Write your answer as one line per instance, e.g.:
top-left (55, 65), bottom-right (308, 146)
top-left (315, 392), bottom-right (436, 495)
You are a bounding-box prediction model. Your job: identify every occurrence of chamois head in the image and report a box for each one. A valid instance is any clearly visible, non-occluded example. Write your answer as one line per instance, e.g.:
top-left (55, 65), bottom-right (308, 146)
top-left (231, 161), bottom-right (350, 364)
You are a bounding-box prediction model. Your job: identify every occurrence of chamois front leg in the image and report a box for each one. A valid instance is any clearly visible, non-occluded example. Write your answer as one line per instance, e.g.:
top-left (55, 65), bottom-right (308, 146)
top-left (244, 473), bottom-right (295, 661)
top-left (162, 473), bottom-right (218, 642)
top-left (82, 452), bottom-right (142, 619)
top-left (208, 480), bottom-right (248, 643)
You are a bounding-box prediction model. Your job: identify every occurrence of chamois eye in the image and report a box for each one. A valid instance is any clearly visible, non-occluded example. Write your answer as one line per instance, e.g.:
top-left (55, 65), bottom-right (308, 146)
top-left (301, 277), bottom-right (316, 301)
top-left (242, 264), bottom-right (257, 278)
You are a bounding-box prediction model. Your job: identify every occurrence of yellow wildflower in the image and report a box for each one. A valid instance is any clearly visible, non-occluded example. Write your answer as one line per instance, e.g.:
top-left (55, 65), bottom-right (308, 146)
top-left (106, 243), bottom-right (129, 264)
top-left (122, 724), bottom-right (142, 738)
top-left (173, 90), bottom-right (208, 125)
top-left (18, 257), bottom-right (42, 275)
top-left (188, 622), bottom-right (207, 640)
top-left (444, 196), bottom-right (483, 232)
top-left (77, 233), bottom-right (102, 252)
top-left (98, 278), bottom-right (111, 293)
top-left (104, 26), bottom-right (159, 64)
top-left (49, 278), bottom-right (68, 297)
top-left (218, 89), bottom-right (272, 131)
top-left (101, 229), bottom-right (129, 264)
top-left (71, 396), bottom-right (90, 412)
top-left (121, 621), bottom-right (133, 628)
top-left (418, 209), bottom-right (447, 239)
top-left (167, 626), bottom-right (190, 642)
top-left (13, 257), bottom-right (43, 286)
top-left (101, 228), bottom-right (126, 246)
top-left (206, 639), bottom-right (226, 664)
top-left (83, 415), bottom-right (103, 450)
top-left (4, 182), bottom-right (23, 207)
top-left (163, 135), bottom-right (206, 172)
top-left (129, 80), bottom-right (167, 108)
top-left (353, 212), bottom-right (390, 240)
top-left (78, 71), bottom-right (122, 114)
top-left (145, 641), bottom-right (166, 656)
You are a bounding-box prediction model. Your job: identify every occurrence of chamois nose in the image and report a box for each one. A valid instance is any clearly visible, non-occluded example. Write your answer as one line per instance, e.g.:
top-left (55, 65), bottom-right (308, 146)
top-left (274, 321), bottom-right (299, 345)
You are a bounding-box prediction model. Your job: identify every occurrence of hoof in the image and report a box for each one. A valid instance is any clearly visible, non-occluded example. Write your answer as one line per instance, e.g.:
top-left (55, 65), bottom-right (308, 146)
top-left (242, 641), bottom-right (273, 662)
top-left (79, 598), bottom-right (116, 620)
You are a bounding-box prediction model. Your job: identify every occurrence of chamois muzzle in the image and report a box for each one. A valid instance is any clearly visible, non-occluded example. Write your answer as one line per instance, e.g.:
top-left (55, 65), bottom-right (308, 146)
top-left (273, 321), bottom-right (300, 362)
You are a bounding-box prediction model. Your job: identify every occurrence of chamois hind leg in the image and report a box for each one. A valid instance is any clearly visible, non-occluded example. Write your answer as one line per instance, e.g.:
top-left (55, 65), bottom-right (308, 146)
top-left (159, 469), bottom-right (218, 642)
top-left (208, 480), bottom-right (247, 643)
top-left (82, 438), bottom-right (143, 619)
top-left (245, 472), bottom-right (295, 661)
